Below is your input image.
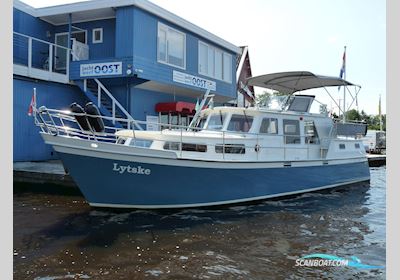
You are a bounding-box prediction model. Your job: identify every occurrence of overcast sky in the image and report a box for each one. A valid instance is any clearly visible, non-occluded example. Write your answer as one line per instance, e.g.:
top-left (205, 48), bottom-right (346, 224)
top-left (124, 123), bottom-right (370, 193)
top-left (21, 0), bottom-right (386, 115)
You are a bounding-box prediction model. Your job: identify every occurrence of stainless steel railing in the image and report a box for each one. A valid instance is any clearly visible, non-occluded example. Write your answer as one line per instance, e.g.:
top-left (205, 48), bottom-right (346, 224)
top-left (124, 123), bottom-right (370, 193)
top-left (13, 32), bottom-right (71, 79)
top-left (33, 106), bottom-right (362, 161)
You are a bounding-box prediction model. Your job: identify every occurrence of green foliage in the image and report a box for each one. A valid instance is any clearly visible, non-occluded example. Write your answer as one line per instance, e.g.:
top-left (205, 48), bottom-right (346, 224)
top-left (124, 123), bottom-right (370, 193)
top-left (345, 109), bottom-right (362, 121)
top-left (345, 109), bottom-right (385, 131)
top-left (255, 91), bottom-right (287, 107)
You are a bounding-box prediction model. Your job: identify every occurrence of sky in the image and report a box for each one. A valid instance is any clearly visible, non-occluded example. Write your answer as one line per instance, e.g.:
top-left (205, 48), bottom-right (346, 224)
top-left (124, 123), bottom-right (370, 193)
top-left (21, 0), bottom-right (386, 115)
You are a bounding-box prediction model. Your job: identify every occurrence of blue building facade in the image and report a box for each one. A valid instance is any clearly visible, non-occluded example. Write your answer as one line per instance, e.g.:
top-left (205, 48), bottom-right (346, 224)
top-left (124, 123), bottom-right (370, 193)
top-left (13, 0), bottom-right (244, 161)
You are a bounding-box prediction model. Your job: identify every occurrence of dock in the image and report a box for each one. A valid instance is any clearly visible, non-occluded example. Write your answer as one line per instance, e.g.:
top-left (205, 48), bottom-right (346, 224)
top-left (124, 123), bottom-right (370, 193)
top-left (13, 155), bottom-right (386, 187)
top-left (13, 160), bottom-right (76, 187)
top-left (367, 154), bottom-right (387, 167)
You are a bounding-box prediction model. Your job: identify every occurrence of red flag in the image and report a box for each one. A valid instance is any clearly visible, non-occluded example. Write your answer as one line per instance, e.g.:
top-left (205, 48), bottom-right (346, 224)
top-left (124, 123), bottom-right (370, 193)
top-left (27, 92), bottom-right (36, 116)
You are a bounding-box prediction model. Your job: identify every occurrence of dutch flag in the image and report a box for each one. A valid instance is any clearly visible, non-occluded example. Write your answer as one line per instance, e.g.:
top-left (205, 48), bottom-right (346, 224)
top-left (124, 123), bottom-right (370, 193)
top-left (338, 47), bottom-right (346, 90)
top-left (339, 48), bottom-right (346, 79)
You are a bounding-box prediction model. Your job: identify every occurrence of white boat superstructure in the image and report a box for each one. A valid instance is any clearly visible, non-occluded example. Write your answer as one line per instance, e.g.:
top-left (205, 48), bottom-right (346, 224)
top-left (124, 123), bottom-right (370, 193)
top-left (115, 104), bottom-right (366, 163)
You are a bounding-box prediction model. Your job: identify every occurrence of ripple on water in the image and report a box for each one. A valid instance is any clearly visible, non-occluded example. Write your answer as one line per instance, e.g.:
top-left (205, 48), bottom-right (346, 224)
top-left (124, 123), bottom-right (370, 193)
top-left (14, 167), bottom-right (386, 280)
top-left (34, 274), bottom-right (90, 280)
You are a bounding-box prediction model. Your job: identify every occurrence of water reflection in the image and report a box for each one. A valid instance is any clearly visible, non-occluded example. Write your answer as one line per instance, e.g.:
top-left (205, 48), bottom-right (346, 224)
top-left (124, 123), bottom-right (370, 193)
top-left (14, 167), bottom-right (386, 279)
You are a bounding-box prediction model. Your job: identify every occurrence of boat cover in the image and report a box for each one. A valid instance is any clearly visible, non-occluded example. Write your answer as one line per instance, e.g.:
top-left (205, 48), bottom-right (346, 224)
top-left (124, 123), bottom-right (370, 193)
top-left (246, 71), bottom-right (358, 94)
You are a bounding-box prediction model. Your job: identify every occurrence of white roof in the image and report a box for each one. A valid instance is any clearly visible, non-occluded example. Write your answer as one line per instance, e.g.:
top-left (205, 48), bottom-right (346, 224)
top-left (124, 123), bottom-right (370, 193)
top-left (14, 0), bottom-right (241, 54)
top-left (247, 71), bottom-right (359, 94)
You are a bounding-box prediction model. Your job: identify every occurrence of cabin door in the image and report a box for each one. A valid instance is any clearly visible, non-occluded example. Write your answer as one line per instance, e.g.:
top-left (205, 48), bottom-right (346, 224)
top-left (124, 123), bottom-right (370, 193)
top-left (54, 31), bottom-right (87, 70)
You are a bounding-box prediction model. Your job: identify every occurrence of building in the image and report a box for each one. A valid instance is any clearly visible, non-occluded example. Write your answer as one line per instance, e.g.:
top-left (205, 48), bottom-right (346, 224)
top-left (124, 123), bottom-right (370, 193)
top-left (13, 0), bottom-right (254, 161)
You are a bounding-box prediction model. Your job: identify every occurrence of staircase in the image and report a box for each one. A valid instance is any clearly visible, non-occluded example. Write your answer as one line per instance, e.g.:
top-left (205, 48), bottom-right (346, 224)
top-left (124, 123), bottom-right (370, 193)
top-left (70, 47), bottom-right (142, 130)
top-left (75, 78), bottom-right (142, 130)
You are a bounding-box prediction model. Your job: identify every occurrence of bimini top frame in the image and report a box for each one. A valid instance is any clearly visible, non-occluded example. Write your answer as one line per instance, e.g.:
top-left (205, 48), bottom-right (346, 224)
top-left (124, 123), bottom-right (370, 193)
top-left (246, 71), bottom-right (359, 94)
top-left (246, 71), bottom-right (362, 120)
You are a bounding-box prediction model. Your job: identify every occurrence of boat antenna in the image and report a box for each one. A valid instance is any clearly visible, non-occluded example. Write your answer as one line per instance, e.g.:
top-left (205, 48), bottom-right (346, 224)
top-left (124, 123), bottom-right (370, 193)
top-left (379, 94), bottom-right (383, 131)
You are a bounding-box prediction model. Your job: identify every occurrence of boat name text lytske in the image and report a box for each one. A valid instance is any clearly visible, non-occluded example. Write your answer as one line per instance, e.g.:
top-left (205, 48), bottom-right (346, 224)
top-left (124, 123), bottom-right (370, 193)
top-left (112, 163), bottom-right (151, 175)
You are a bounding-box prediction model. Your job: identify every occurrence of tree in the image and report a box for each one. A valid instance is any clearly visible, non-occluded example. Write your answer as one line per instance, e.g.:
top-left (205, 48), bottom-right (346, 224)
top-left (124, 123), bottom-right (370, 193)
top-left (345, 109), bottom-right (361, 121)
top-left (344, 109), bottom-right (386, 131)
top-left (255, 91), bottom-right (287, 108)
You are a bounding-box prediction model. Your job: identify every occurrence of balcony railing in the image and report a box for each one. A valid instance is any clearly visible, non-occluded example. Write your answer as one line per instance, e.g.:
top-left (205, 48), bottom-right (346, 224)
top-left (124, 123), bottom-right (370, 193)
top-left (13, 32), bottom-right (71, 84)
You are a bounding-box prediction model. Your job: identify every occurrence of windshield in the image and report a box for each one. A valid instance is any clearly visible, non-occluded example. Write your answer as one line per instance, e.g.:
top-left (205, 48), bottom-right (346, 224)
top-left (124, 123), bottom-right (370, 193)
top-left (205, 112), bottom-right (226, 131)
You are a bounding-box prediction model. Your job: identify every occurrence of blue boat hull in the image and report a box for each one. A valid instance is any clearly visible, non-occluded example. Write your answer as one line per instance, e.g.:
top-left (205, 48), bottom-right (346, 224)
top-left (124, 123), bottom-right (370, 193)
top-left (58, 152), bottom-right (370, 208)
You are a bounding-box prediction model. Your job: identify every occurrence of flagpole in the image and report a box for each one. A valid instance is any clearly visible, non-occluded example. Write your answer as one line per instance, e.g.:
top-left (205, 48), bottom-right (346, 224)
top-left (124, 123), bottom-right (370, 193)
top-left (342, 46), bottom-right (346, 123)
top-left (379, 94), bottom-right (382, 131)
top-left (33, 87), bottom-right (37, 117)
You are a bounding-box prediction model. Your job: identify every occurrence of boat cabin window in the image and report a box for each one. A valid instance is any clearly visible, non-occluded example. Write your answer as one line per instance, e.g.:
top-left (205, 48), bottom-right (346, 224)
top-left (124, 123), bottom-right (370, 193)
top-left (182, 143), bottom-right (207, 152)
top-left (116, 137), bottom-right (126, 145)
top-left (130, 140), bottom-right (152, 148)
top-left (283, 119), bottom-right (301, 144)
top-left (355, 143), bottom-right (360, 149)
top-left (163, 142), bottom-right (180, 151)
top-left (227, 114), bottom-right (253, 133)
top-left (163, 142), bottom-right (207, 152)
top-left (215, 144), bottom-right (245, 154)
top-left (206, 112), bottom-right (226, 131)
top-left (339, 144), bottom-right (346, 149)
top-left (304, 121), bottom-right (319, 144)
top-left (260, 118), bottom-right (278, 134)
top-left (286, 95), bottom-right (314, 112)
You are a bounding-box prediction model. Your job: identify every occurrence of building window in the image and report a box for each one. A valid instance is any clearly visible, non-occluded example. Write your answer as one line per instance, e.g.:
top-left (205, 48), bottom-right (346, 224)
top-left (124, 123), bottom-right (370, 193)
top-left (92, 28), bottom-right (103, 44)
top-left (339, 144), bottom-right (346, 149)
top-left (355, 143), bottom-right (360, 149)
top-left (198, 41), bottom-right (232, 83)
top-left (159, 112), bottom-right (194, 130)
top-left (223, 52), bottom-right (232, 82)
top-left (157, 23), bottom-right (186, 69)
top-left (283, 119), bottom-right (301, 144)
top-left (260, 118), bottom-right (278, 134)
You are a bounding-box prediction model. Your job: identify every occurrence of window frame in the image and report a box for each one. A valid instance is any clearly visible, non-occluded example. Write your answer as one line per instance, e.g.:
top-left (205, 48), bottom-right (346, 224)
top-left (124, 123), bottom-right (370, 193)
top-left (205, 112), bottom-right (227, 131)
top-left (283, 119), bottom-right (301, 144)
top-left (157, 22), bottom-right (186, 70)
top-left (92, 28), bottom-right (103, 44)
top-left (226, 114), bottom-right (254, 133)
top-left (215, 144), bottom-right (246, 154)
top-left (259, 117), bottom-right (278, 134)
top-left (198, 41), bottom-right (232, 83)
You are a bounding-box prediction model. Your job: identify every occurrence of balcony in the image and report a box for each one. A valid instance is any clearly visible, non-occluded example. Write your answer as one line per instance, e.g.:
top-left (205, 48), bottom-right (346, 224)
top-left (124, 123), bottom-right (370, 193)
top-left (13, 32), bottom-right (71, 84)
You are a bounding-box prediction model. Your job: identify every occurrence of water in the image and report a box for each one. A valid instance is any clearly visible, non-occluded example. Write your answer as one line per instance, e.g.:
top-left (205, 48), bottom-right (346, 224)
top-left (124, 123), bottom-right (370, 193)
top-left (13, 166), bottom-right (386, 279)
